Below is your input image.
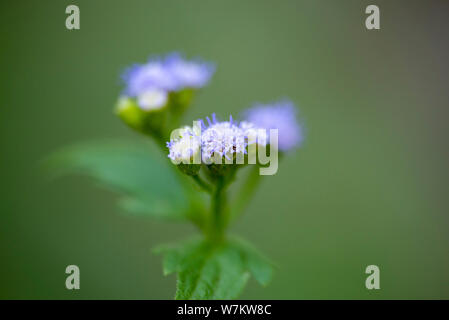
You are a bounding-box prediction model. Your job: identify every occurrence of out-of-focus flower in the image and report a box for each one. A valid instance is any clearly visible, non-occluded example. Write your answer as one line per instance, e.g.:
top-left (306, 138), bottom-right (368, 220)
top-left (122, 53), bottom-right (215, 108)
top-left (244, 100), bottom-right (303, 151)
top-left (137, 88), bottom-right (168, 111)
top-left (123, 60), bottom-right (178, 96)
top-left (118, 53), bottom-right (215, 135)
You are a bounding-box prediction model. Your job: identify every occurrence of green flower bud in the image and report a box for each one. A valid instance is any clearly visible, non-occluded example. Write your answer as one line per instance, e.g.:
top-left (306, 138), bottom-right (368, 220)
top-left (115, 95), bottom-right (166, 137)
top-left (115, 96), bottom-right (145, 131)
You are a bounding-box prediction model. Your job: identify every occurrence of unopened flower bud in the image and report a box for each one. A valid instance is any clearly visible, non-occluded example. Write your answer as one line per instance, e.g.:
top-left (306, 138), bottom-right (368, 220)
top-left (115, 96), bottom-right (145, 131)
top-left (115, 95), bottom-right (165, 135)
top-left (137, 88), bottom-right (168, 111)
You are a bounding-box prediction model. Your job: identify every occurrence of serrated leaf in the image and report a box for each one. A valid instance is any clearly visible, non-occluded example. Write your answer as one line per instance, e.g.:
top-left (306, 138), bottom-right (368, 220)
top-left (155, 237), bottom-right (273, 300)
top-left (44, 140), bottom-right (203, 221)
top-left (153, 238), bottom-right (205, 276)
top-left (229, 236), bottom-right (274, 286)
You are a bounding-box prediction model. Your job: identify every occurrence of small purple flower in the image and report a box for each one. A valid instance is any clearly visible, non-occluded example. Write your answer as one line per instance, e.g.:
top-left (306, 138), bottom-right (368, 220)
top-left (164, 53), bottom-right (215, 90)
top-left (122, 53), bottom-right (215, 97)
top-left (167, 126), bottom-right (201, 164)
top-left (122, 60), bottom-right (178, 96)
top-left (244, 100), bottom-right (303, 151)
top-left (200, 114), bottom-right (248, 163)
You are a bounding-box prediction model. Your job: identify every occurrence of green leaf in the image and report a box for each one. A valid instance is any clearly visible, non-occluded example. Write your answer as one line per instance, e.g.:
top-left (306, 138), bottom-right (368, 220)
top-left (229, 236), bottom-right (274, 286)
top-left (155, 237), bottom-right (274, 300)
top-left (153, 237), bottom-right (205, 276)
top-left (44, 140), bottom-right (204, 222)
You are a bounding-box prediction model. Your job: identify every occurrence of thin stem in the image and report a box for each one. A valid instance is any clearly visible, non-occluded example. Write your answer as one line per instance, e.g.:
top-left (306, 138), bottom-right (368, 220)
top-left (191, 174), bottom-right (213, 193)
top-left (210, 176), bottom-right (226, 242)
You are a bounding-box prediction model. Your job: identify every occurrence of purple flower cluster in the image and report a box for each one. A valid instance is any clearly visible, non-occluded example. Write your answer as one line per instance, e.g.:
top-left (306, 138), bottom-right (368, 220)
top-left (167, 102), bottom-right (304, 164)
top-left (167, 114), bottom-right (263, 164)
top-left (122, 53), bottom-right (215, 97)
top-left (199, 114), bottom-right (249, 163)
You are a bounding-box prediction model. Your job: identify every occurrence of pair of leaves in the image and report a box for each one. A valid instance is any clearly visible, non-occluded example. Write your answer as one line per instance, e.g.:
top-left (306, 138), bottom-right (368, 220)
top-left (154, 236), bottom-right (274, 299)
top-left (44, 140), bottom-right (205, 221)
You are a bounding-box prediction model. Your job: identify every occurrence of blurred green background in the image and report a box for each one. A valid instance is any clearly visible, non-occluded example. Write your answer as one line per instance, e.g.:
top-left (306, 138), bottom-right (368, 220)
top-left (1, 0), bottom-right (448, 299)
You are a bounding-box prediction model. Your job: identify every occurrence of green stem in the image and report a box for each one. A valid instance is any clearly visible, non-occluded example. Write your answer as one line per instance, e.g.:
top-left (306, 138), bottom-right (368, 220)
top-left (191, 174), bottom-right (212, 193)
top-left (210, 176), bottom-right (226, 242)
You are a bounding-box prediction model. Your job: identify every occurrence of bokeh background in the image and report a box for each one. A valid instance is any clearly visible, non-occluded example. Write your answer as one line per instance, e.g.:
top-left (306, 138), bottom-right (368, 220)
top-left (1, 0), bottom-right (448, 299)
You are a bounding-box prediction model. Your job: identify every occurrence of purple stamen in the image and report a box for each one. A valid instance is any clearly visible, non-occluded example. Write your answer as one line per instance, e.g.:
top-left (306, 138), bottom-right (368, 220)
top-left (198, 119), bottom-right (206, 130)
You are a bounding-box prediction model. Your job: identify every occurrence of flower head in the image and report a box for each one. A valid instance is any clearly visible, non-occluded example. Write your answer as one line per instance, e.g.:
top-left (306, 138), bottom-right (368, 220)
top-left (200, 114), bottom-right (249, 164)
top-left (122, 53), bottom-right (215, 102)
top-left (167, 125), bottom-right (201, 164)
top-left (244, 100), bottom-right (303, 151)
top-left (122, 60), bottom-right (178, 97)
